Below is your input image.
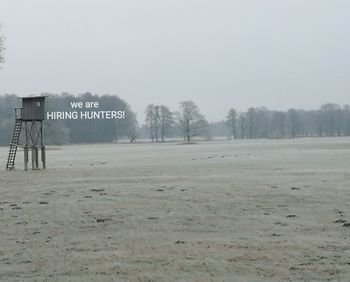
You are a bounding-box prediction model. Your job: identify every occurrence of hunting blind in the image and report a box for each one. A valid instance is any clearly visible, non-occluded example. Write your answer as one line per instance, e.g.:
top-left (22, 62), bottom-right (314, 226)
top-left (6, 96), bottom-right (46, 171)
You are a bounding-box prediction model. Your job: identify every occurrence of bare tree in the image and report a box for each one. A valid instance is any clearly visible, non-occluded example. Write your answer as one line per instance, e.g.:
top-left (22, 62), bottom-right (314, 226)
top-left (255, 107), bottom-right (269, 138)
top-left (179, 101), bottom-right (208, 142)
top-left (271, 111), bottom-right (286, 138)
top-left (320, 103), bottom-right (342, 136)
top-left (126, 112), bottom-right (139, 142)
top-left (121, 105), bottom-right (139, 142)
top-left (238, 112), bottom-right (246, 139)
top-left (246, 107), bottom-right (257, 139)
top-left (0, 25), bottom-right (4, 64)
top-left (277, 111), bottom-right (286, 138)
top-left (159, 105), bottom-right (175, 142)
top-left (145, 104), bottom-right (155, 142)
top-left (343, 105), bottom-right (350, 136)
top-left (154, 105), bottom-right (160, 142)
top-left (226, 108), bottom-right (237, 139)
top-left (287, 108), bottom-right (300, 138)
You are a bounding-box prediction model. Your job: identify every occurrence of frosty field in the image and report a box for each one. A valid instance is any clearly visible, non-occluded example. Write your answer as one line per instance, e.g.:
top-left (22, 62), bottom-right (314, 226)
top-left (0, 138), bottom-right (350, 281)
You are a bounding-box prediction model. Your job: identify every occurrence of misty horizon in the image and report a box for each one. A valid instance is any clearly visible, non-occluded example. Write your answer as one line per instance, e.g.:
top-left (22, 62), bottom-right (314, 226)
top-left (0, 92), bottom-right (347, 124)
top-left (1, 0), bottom-right (349, 123)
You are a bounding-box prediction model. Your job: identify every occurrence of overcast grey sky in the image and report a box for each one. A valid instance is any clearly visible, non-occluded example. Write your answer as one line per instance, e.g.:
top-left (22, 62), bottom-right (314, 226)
top-left (0, 0), bottom-right (349, 122)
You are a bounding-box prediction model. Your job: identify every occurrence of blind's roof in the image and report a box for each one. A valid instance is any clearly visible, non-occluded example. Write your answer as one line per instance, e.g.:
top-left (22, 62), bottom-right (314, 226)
top-left (19, 96), bottom-right (47, 100)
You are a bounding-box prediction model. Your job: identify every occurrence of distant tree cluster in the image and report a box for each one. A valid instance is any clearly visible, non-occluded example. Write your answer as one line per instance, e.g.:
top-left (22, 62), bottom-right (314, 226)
top-left (221, 104), bottom-right (350, 139)
top-left (144, 101), bottom-right (208, 142)
top-left (48, 93), bottom-right (138, 144)
top-left (144, 104), bottom-right (175, 142)
top-left (0, 93), bottom-right (138, 145)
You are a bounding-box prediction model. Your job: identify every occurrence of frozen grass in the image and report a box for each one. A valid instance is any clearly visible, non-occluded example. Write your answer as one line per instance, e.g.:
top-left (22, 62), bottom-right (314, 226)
top-left (0, 137), bottom-right (350, 281)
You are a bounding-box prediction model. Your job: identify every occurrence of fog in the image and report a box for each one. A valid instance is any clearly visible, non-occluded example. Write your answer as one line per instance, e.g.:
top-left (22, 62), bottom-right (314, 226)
top-left (0, 0), bottom-right (349, 122)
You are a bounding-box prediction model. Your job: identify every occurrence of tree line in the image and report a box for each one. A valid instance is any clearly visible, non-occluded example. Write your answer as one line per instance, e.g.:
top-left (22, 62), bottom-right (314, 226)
top-left (0, 93), bottom-right (138, 145)
top-left (143, 102), bottom-right (350, 141)
top-left (0, 93), bottom-right (349, 145)
top-left (223, 104), bottom-right (350, 139)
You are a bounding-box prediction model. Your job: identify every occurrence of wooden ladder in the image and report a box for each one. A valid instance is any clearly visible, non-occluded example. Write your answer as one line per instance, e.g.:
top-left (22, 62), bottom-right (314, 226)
top-left (6, 119), bottom-right (23, 170)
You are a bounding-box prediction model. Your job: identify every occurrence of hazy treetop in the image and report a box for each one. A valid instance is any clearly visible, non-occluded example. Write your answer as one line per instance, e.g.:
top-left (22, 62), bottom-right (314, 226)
top-left (0, 24), bottom-right (4, 64)
top-left (0, 0), bottom-right (349, 122)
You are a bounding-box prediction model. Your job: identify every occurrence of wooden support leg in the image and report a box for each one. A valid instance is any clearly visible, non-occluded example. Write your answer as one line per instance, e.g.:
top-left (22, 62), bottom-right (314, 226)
top-left (24, 147), bottom-right (28, 171)
top-left (31, 148), bottom-right (35, 170)
top-left (35, 148), bottom-right (39, 169)
top-left (41, 147), bottom-right (46, 170)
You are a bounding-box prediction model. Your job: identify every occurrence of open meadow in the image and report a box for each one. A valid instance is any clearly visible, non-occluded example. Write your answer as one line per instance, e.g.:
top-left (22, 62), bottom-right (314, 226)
top-left (0, 138), bottom-right (350, 281)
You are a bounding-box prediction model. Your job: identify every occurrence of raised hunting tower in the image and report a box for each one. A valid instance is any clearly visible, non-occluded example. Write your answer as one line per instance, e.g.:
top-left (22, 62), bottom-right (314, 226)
top-left (6, 96), bottom-right (46, 171)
